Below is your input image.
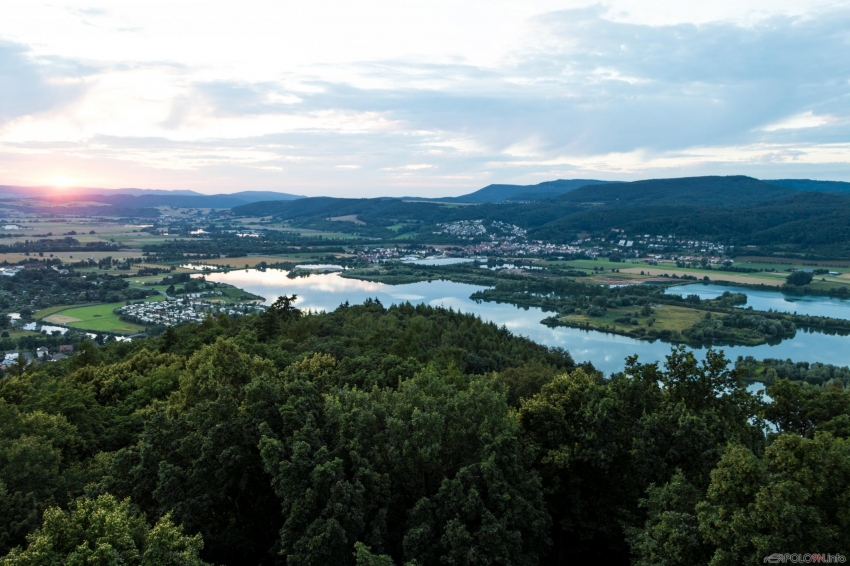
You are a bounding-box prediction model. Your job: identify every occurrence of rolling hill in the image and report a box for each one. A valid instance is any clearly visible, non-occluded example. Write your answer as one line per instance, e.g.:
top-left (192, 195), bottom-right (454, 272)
top-left (764, 179), bottom-right (850, 193)
top-left (441, 179), bottom-right (616, 203)
top-left (229, 175), bottom-right (850, 255)
top-left (0, 186), bottom-right (303, 209)
top-left (557, 176), bottom-right (794, 207)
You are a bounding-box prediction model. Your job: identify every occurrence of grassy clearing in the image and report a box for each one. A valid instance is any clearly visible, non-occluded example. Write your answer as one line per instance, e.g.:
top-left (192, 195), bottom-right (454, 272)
top-left (127, 274), bottom-right (170, 285)
top-left (7, 329), bottom-right (43, 340)
top-left (543, 259), bottom-right (611, 270)
top-left (560, 304), bottom-right (706, 334)
top-left (807, 279), bottom-right (850, 292)
top-left (35, 305), bottom-right (79, 319)
top-left (213, 285), bottom-right (264, 302)
top-left (55, 296), bottom-right (162, 334)
top-left (587, 272), bottom-right (647, 284)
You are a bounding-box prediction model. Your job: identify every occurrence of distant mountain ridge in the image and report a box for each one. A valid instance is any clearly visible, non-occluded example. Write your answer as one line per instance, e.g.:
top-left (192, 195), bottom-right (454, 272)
top-left (232, 175), bottom-right (839, 220)
top-left (439, 176), bottom-right (850, 204)
top-left (3, 177), bottom-right (849, 211)
top-left (229, 175), bottom-right (850, 258)
top-left (764, 179), bottom-right (850, 193)
top-left (441, 179), bottom-right (617, 203)
top-left (0, 185), bottom-right (303, 208)
top-left (557, 176), bottom-right (795, 207)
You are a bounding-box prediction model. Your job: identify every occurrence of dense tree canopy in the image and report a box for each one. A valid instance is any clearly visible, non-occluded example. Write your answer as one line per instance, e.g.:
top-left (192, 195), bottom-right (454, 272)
top-left (0, 301), bottom-right (847, 564)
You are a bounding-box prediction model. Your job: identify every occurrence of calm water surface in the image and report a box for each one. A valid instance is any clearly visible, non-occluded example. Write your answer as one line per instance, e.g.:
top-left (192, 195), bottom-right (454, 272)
top-left (207, 269), bottom-right (850, 375)
top-left (666, 283), bottom-right (850, 319)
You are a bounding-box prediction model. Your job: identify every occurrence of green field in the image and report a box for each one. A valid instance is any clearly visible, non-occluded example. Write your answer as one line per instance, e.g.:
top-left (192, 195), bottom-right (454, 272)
top-left (542, 256), bottom-right (850, 289)
top-left (7, 329), bottom-right (43, 340)
top-left (46, 296), bottom-right (162, 334)
top-left (34, 304), bottom-right (80, 319)
top-left (734, 255), bottom-right (850, 271)
top-left (542, 258), bottom-right (634, 271)
top-left (560, 304), bottom-right (706, 334)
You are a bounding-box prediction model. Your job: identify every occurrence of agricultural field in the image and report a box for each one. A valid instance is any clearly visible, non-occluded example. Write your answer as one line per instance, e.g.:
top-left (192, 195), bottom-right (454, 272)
top-left (0, 216), bottom-right (172, 269)
top-left (734, 255), bottom-right (850, 270)
top-left (0, 250), bottom-right (148, 263)
top-left (586, 271), bottom-right (648, 284)
top-left (617, 264), bottom-right (850, 290)
top-left (541, 258), bottom-right (616, 270)
top-left (182, 254), bottom-right (340, 268)
top-left (618, 266), bottom-right (788, 286)
top-left (155, 206), bottom-right (214, 218)
top-left (540, 256), bottom-right (850, 289)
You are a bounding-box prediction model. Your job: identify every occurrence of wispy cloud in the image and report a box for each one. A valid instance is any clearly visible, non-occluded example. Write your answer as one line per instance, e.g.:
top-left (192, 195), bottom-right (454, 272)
top-left (382, 164), bottom-right (437, 171)
top-left (760, 111), bottom-right (839, 132)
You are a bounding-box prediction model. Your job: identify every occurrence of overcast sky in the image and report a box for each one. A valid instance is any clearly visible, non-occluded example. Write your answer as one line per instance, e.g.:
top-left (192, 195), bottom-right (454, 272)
top-left (1, 0), bottom-right (849, 196)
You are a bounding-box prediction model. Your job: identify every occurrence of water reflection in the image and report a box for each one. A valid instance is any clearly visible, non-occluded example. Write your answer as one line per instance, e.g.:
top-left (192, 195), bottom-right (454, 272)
top-left (666, 283), bottom-right (850, 320)
top-left (205, 269), bottom-right (850, 375)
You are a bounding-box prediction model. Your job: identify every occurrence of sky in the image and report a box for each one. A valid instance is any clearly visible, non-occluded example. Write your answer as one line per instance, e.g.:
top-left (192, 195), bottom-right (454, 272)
top-left (1, 0), bottom-right (849, 197)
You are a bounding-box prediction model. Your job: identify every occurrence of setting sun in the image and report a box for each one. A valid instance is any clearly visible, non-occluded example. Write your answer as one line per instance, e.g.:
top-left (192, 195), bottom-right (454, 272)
top-left (45, 175), bottom-right (77, 188)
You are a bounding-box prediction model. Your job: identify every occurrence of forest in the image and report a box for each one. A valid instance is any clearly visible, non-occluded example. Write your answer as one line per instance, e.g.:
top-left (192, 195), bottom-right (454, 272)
top-left (0, 300), bottom-right (847, 565)
top-left (0, 267), bottom-right (156, 312)
top-left (229, 176), bottom-right (850, 257)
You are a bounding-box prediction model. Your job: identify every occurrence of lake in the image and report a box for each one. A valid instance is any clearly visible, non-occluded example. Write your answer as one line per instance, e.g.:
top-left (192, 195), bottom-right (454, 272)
top-left (206, 269), bottom-right (850, 375)
top-left (665, 283), bottom-right (850, 319)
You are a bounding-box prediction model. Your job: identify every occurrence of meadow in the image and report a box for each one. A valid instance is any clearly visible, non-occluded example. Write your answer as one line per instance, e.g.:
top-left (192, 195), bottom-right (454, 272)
top-left (559, 304), bottom-right (707, 335)
top-left (40, 296), bottom-right (162, 334)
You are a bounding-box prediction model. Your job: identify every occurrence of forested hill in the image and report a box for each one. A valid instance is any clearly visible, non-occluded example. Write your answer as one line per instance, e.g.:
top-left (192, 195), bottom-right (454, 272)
top-left (441, 178), bottom-right (616, 203)
top-left (1, 301), bottom-right (848, 565)
top-left (232, 196), bottom-right (437, 224)
top-left (229, 176), bottom-right (850, 255)
top-left (766, 178), bottom-right (850, 193)
top-left (530, 191), bottom-right (850, 251)
top-left (232, 176), bottom-right (800, 220)
top-left (557, 175), bottom-right (795, 207)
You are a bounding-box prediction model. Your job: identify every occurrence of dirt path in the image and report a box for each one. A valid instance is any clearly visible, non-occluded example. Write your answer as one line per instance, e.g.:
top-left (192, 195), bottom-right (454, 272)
top-left (44, 314), bottom-right (83, 324)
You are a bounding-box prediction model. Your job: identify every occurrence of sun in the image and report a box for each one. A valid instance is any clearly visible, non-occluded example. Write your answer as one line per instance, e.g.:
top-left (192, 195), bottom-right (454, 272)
top-left (45, 175), bottom-right (77, 189)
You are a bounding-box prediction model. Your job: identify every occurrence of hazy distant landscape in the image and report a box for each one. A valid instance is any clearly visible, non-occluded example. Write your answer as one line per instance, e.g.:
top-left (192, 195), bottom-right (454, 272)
top-left (3, 1), bottom-right (850, 564)
top-left (3, 175), bottom-right (850, 565)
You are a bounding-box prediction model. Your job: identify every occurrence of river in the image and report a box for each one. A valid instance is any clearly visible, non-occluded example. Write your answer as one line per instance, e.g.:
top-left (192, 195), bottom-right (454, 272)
top-left (205, 269), bottom-right (850, 375)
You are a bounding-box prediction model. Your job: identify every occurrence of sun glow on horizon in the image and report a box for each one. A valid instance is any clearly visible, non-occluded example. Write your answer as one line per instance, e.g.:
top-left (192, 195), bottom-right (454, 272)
top-left (45, 175), bottom-right (78, 189)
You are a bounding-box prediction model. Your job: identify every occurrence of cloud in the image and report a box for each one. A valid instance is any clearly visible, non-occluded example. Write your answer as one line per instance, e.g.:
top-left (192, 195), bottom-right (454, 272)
top-left (0, 40), bottom-right (94, 125)
top-left (2, 3), bottom-right (850, 193)
top-left (382, 164), bottom-right (437, 171)
top-left (760, 111), bottom-right (839, 132)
